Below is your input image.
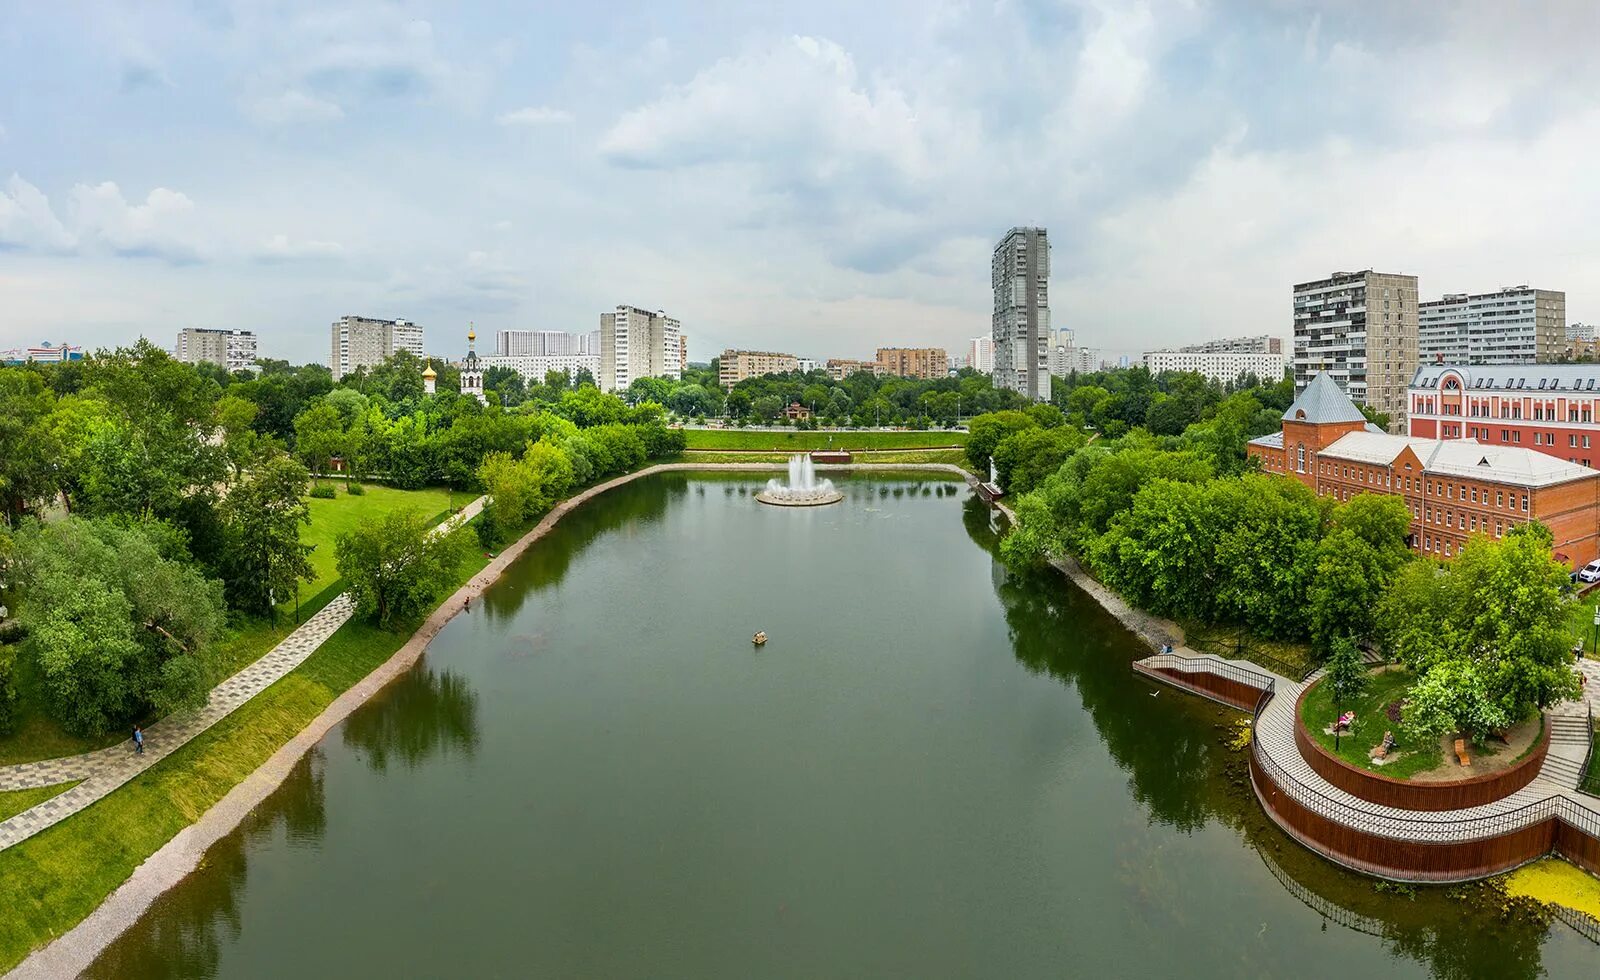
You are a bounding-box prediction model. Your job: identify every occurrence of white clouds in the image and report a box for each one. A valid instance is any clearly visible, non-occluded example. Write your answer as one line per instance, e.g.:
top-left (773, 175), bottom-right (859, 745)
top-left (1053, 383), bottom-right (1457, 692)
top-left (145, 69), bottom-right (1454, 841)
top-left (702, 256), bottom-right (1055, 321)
top-left (0, 175), bottom-right (77, 253)
top-left (496, 106), bottom-right (572, 127)
top-left (246, 89), bottom-right (345, 125)
top-left (0, 177), bottom-right (204, 263)
top-left (257, 234), bottom-right (346, 262)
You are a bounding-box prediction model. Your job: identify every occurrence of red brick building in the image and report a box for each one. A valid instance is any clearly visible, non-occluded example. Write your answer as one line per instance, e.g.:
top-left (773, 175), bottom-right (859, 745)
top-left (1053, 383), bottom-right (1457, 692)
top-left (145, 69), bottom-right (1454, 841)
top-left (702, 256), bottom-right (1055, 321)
top-left (1408, 364), bottom-right (1600, 468)
top-left (1250, 373), bottom-right (1600, 568)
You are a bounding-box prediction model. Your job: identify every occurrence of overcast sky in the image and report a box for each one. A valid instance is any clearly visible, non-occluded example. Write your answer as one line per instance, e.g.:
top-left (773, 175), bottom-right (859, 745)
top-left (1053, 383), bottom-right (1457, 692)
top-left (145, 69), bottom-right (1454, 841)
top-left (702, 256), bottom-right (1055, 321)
top-left (3, 0), bottom-right (1598, 365)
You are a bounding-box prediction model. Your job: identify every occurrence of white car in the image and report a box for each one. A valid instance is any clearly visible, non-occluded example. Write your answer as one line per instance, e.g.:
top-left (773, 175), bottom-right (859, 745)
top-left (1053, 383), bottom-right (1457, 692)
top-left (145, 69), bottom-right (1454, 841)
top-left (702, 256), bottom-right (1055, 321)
top-left (1578, 560), bottom-right (1600, 584)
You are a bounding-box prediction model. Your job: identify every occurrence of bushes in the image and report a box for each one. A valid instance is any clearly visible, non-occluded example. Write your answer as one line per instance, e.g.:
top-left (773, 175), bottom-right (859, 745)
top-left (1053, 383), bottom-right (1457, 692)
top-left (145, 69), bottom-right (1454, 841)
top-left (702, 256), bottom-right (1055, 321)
top-left (309, 484), bottom-right (337, 499)
top-left (346, 480), bottom-right (365, 495)
top-left (0, 649), bottom-right (16, 735)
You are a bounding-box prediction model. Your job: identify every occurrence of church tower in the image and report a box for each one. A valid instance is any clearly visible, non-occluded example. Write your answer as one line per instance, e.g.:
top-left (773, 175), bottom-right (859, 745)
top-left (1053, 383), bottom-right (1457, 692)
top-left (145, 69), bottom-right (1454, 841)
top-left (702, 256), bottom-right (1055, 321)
top-left (461, 323), bottom-right (486, 405)
top-left (422, 359), bottom-right (437, 396)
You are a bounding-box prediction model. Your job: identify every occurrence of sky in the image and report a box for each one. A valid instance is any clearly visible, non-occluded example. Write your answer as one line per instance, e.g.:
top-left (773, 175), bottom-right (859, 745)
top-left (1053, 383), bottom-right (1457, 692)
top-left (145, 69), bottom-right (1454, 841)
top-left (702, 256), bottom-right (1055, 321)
top-left (2, 0), bottom-right (1598, 366)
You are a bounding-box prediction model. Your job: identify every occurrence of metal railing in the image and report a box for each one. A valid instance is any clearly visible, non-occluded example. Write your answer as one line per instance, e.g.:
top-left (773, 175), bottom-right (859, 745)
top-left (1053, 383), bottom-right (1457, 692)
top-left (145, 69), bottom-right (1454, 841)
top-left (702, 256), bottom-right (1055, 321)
top-left (1580, 702), bottom-right (1599, 798)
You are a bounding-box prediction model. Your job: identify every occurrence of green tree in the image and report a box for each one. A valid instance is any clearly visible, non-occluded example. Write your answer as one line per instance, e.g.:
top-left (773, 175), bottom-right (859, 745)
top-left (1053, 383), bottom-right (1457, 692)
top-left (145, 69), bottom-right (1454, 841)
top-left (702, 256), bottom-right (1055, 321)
top-left (1325, 636), bottom-right (1368, 711)
top-left (991, 426), bottom-right (1085, 495)
top-left (965, 410), bottom-right (1037, 473)
top-left (0, 369), bottom-right (60, 522)
top-left (221, 451), bottom-right (315, 617)
top-left (335, 509), bottom-right (472, 627)
top-left (293, 401), bottom-right (345, 482)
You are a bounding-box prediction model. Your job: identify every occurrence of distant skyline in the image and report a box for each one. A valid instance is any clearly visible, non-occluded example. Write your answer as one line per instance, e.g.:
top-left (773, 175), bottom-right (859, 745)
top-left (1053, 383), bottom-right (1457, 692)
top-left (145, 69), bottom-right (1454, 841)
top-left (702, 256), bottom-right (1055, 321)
top-left (3, 1), bottom-right (1598, 365)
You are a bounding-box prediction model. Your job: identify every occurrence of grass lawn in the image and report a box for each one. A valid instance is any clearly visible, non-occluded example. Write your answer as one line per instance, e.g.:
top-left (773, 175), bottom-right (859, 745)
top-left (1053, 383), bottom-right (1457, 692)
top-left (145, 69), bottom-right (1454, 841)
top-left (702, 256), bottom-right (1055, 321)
top-left (682, 429), bottom-right (967, 451)
top-left (0, 484), bottom-right (456, 767)
top-left (0, 512), bottom-right (504, 974)
top-left (1584, 718), bottom-right (1600, 796)
top-left (1300, 668), bottom-right (1444, 779)
top-left (0, 781), bottom-right (79, 823)
top-left (680, 449), bottom-right (972, 470)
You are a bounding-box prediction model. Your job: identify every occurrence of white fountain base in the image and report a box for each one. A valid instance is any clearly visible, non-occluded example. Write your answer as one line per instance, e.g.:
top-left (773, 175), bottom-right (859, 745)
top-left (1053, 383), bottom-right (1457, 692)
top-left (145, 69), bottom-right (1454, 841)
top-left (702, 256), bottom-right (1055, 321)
top-left (756, 488), bottom-right (844, 507)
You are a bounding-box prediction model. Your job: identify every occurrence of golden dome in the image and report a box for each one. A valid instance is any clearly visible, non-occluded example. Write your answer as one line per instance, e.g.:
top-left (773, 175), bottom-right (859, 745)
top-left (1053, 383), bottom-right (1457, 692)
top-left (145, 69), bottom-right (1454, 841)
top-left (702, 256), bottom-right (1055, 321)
top-left (422, 359), bottom-right (437, 379)
top-left (467, 328), bottom-right (476, 342)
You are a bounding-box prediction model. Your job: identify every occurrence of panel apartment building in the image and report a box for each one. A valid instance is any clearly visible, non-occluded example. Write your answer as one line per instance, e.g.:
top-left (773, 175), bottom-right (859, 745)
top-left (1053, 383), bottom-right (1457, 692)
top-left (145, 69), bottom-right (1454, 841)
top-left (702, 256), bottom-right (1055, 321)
top-left (599, 306), bottom-right (682, 392)
top-left (1178, 334), bottom-right (1283, 355)
top-left (992, 227), bottom-right (1051, 400)
top-left (1143, 348), bottom-right (1288, 384)
top-left (329, 316), bottom-right (424, 381)
top-left (496, 329), bottom-right (601, 357)
top-left (876, 347), bottom-right (949, 380)
top-left (1293, 270), bottom-right (1418, 428)
top-left (1418, 286), bottom-right (1565, 365)
top-left (1249, 373), bottom-right (1600, 568)
top-left (719, 350), bottom-right (799, 388)
top-left (176, 328), bottom-right (258, 372)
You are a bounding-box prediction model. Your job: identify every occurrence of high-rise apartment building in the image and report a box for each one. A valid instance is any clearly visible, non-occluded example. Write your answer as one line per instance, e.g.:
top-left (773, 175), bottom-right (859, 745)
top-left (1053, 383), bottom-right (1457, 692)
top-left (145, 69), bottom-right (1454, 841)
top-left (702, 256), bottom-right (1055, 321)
top-left (598, 306), bottom-right (682, 392)
top-left (495, 330), bottom-right (602, 357)
top-left (329, 316), bottom-right (424, 381)
top-left (875, 347), bottom-right (949, 380)
top-left (1292, 270), bottom-right (1418, 427)
top-left (966, 336), bottom-right (993, 374)
top-left (719, 350), bottom-right (799, 388)
top-left (175, 328), bottom-right (257, 372)
top-left (1418, 287), bottom-right (1565, 365)
top-left (992, 227), bottom-right (1051, 400)
top-left (1179, 334), bottom-right (1283, 355)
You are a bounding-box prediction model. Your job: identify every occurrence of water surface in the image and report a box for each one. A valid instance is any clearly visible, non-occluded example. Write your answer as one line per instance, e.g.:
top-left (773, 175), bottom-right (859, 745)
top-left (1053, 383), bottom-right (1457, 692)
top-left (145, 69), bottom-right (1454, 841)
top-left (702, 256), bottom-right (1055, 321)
top-left (87, 474), bottom-right (1596, 978)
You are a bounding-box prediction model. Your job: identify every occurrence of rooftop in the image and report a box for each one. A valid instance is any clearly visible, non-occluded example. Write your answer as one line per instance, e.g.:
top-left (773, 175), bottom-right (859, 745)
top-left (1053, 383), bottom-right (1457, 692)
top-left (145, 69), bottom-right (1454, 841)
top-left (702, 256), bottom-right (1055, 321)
top-left (1282, 372), bottom-right (1368, 425)
top-left (1411, 364), bottom-right (1600, 392)
top-left (1318, 431), bottom-right (1597, 488)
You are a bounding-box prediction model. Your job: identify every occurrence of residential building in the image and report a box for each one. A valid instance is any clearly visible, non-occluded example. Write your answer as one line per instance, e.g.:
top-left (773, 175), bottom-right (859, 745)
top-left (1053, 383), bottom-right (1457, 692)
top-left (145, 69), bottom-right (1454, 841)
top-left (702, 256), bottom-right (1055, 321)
top-left (1, 342), bottom-right (83, 365)
top-left (1249, 373), bottom-right (1600, 568)
top-left (1179, 334), bottom-right (1283, 355)
top-left (678, 336), bottom-right (689, 375)
top-left (967, 336), bottom-right (993, 374)
top-left (720, 349), bottom-right (800, 388)
top-left (329, 316), bottom-right (424, 381)
top-left (1143, 348), bottom-right (1289, 384)
top-left (1418, 287), bottom-right (1565, 365)
top-left (598, 305), bottom-right (682, 392)
top-left (1568, 322), bottom-right (1596, 343)
top-left (480, 353), bottom-right (600, 384)
top-left (1404, 363), bottom-right (1600, 468)
top-left (1049, 342), bottom-right (1097, 377)
top-left (992, 226), bottom-right (1051, 400)
top-left (797, 357), bottom-right (818, 374)
top-left (1293, 270), bottom-right (1418, 429)
top-left (496, 330), bottom-right (598, 357)
top-left (175, 328), bottom-right (257, 372)
top-left (826, 358), bottom-right (879, 381)
top-left (1566, 338), bottom-right (1599, 362)
top-left (876, 347), bottom-right (948, 379)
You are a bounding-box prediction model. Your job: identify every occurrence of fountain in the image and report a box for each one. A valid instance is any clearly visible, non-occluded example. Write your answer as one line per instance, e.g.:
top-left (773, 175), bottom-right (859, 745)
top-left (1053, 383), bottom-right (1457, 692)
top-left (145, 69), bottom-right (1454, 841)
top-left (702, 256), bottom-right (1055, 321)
top-left (756, 454), bottom-right (844, 506)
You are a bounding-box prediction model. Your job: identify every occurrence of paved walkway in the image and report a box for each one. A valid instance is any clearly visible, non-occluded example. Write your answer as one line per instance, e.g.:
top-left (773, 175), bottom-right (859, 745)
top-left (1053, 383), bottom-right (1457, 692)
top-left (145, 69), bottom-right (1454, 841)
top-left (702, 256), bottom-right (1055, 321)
top-left (0, 496), bottom-right (486, 852)
top-left (1135, 651), bottom-right (1600, 847)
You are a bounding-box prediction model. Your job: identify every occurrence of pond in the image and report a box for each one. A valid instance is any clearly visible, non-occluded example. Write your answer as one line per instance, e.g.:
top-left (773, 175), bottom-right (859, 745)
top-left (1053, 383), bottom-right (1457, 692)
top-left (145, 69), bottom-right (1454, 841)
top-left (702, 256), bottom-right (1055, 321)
top-left (86, 473), bottom-right (1596, 978)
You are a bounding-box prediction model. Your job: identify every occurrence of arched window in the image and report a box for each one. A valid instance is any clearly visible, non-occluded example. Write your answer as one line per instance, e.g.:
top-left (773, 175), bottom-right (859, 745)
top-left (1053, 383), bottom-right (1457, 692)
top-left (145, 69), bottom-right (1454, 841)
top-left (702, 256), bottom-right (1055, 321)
top-left (1297, 443), bottom-right (1306, 473)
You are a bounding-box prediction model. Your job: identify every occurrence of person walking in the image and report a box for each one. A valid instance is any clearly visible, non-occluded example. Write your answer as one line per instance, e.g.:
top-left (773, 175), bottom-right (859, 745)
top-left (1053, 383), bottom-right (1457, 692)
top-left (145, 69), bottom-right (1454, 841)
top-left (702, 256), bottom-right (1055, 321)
top-left (133, 726), bottom-right (144, 755)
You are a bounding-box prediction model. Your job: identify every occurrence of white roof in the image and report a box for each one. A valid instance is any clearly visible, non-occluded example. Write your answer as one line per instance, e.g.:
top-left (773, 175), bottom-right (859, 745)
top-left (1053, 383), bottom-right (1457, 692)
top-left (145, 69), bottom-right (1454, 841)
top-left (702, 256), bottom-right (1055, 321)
top-left (1411, 363), bottom-right (1600, 393)
top-left (1319, 431), bottom-right (1597, 488)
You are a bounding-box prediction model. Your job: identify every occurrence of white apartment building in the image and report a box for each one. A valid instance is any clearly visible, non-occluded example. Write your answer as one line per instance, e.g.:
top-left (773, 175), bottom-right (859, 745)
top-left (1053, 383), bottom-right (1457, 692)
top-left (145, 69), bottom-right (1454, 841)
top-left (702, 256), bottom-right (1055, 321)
top-left (599, 305), bottom-right (682, 392)
top-left (1143, 349), bottom-right (1289, 384)
top-left (1568, 322), bottom-right (1596, 343)
top-left (1178, 334), bottom-right (1283, 355)
top-left (1418, 287), bottom-right (1565, 366)
top-left (329, 316), bottom-right (425, 381)
top-left (966, 336), bottom-right (993, 374)
top-left (495, 329), bottom-right (603, 357)
top-left (1049, 344), bottom-right (1098, 377)
top-left (175, 328), bottom-right (258, 372)
top-left (992, 227), bottom-right (1051, 400)
top-left (480, 353), bottom-right (600, 384)
top-left (1293, 270), bottom-right (1418, 427)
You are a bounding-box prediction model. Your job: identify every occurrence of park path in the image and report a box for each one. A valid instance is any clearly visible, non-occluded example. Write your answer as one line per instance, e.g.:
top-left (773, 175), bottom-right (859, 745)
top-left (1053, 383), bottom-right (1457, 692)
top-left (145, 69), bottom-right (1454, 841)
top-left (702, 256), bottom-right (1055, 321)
top-left (0, 495), bottom-right (486, 851)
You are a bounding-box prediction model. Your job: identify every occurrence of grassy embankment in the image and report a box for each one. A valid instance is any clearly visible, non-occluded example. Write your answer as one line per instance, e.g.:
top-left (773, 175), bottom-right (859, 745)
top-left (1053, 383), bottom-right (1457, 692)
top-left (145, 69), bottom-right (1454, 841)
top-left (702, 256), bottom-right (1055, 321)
top-left (681, 429), bottom-right (966, 451)
top-left (0, 493), bottom-right (500, 974)
top-left (678, 449), bottom-right (971, 470)
top-left (0, 485), bottom-right (453, 767)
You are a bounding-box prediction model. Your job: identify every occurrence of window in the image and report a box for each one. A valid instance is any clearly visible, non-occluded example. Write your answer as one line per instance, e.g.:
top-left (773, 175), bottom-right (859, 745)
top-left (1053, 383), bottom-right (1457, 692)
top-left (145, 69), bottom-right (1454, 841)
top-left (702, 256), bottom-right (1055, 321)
top-left (1522, 494), bottom-right (1529, 512)
top-left (1497, 491), bottom-right (1504, 507)
top-left (1572, 434), bottom-right (1579, 448)
top-left (1471, 488), bottom-right (1478, 503)
top-left (1297, 444), bottom-right (1305, 473)
top-left (1496, 521), bottom-right (1503, 537)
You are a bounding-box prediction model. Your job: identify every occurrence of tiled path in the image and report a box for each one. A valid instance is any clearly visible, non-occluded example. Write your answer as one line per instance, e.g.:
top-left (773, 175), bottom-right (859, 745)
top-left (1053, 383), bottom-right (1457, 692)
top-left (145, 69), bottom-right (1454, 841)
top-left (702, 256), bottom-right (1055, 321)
top-left (1136, 651), bottom-right (1600, 847)
top-left (0, 496), bottom-right (485, 851)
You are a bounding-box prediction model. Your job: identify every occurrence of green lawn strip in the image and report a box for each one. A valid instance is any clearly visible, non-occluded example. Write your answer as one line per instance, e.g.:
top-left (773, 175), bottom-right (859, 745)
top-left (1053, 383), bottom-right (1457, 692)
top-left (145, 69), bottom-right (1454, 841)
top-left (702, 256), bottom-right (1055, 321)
top-left (1299, 668), bottom-right (1444, 779)
top-left (0, 524), bottom-right (501, 974)
top-left (0, 781), bottom-right (81, 823)
top-left (681, 429), bottom-right (967, 451)
top-left (679, 449), bottom-right (971, 469)
top-left (1583, 722), bottom-right (1600, 796)
top-left (0, 488), bottom-right (454, 767)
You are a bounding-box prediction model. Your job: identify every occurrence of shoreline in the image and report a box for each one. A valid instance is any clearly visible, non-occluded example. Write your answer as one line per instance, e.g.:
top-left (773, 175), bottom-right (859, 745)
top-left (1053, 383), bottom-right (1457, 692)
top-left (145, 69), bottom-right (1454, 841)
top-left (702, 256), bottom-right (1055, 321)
top-left (8, 461), bottom-right (975, 979)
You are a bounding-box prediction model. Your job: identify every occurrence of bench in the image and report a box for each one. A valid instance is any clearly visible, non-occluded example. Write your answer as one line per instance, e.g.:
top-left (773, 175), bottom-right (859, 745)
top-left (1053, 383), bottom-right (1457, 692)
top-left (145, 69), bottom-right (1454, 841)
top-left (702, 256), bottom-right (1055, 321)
top-left (1455, 738), bottom-right (1472, 767)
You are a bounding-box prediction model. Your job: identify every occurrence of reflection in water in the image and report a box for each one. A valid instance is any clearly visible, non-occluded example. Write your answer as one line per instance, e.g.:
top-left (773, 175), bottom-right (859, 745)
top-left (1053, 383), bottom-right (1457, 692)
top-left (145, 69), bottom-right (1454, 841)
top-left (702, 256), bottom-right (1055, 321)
top-left (84, 752), bottom-right (328, 980)
top-left (960, 494), bottom-right (1575, 977)
top-left (342, 665), bottom-right (481, 773)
